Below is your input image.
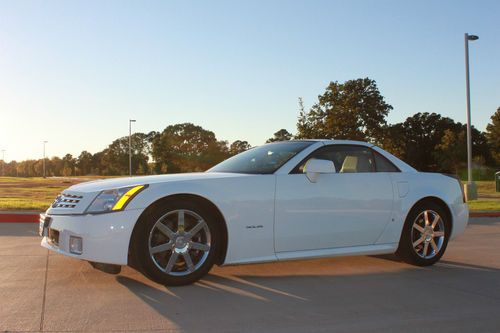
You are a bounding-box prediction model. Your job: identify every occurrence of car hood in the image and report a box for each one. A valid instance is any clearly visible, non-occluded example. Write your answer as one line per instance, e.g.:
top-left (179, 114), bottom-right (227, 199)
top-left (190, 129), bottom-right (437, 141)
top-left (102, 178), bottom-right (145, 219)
top-left (68, 172), bottom-right (248, 193)
top-left (46, 172), bottom-right (256, 215)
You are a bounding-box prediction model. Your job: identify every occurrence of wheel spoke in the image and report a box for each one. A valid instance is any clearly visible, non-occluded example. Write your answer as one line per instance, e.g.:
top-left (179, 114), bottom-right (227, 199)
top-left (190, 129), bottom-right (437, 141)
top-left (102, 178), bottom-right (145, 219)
top-left (186, 220), bottom-right (206, 240)
top-left (424, 211), bottom-right (430, 226)
top-left (422, 242), bottom-right (429, 257)
top-left (190, 241), bottom-right (210, 252)
top-left (413, 237), bottom-right (424, 248)
top-left (156, 223), bottom-right (176, 239)
top-left (430, 239), bottom-right (439, 253)
top-left (434, 231), bottom-right (445, 237)
top-left (183, 252), bottom-right (195, 272)
top-left (431, 215), bottom-right (441, 229)
top-left (150, 241), bottom-right (172, 254)
top-left (412, 223), bottom-right (425, 233)
top-left (165, 252), bottom-right (179, 273)
top-left (177, 211), bottom-right (185, 232)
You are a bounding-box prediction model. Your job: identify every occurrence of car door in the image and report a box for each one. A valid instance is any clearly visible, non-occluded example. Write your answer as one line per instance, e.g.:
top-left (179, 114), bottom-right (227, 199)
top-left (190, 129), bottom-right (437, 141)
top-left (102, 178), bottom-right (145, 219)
top-left (274, 144), bottom-right (395, 253)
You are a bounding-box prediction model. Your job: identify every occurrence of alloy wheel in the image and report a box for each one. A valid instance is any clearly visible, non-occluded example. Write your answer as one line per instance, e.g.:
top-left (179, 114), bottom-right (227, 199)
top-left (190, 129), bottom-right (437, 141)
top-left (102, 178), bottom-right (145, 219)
top-left (148, 209), bottom-right (211, 276)
top-left (411, 210), bottom-right (445, 259)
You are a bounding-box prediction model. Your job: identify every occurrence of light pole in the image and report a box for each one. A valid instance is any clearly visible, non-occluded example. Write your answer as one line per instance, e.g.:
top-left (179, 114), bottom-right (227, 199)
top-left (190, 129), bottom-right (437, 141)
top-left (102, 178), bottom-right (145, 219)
top-left (464, 33), bottom-right (478, 200)
top-left (1, 150), bottom-right (5, 177)
top-left (43, 141), bottom-right (48, 178)
top-left (129, 119), bottom-right (136, 176)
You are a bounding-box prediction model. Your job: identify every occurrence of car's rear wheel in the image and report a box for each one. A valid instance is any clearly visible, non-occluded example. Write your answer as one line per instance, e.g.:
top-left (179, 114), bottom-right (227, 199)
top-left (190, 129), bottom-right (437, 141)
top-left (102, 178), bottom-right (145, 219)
top-left (133, 200), bottom-right (220, 286)
top-left (396, 201), bottom-right (451, 266)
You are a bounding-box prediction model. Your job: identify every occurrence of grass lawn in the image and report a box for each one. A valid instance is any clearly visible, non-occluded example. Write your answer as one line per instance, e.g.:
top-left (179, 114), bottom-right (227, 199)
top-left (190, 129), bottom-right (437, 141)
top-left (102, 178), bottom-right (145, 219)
top-left (0, 177), bottom-right (104, 211)
top-left (467, 200), bottom-right (500, 212)
top-left (0, 177), bottom-right (499, 212)
top-left (462, 180), bottom-right (500, 211)
top-left (473, 181), bottom-right (500, 198)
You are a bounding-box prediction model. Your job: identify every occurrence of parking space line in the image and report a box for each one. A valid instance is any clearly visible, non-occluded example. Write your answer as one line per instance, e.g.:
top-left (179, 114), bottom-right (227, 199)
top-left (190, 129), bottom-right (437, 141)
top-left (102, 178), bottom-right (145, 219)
top-left (39, 249), bottom-right (49, 332)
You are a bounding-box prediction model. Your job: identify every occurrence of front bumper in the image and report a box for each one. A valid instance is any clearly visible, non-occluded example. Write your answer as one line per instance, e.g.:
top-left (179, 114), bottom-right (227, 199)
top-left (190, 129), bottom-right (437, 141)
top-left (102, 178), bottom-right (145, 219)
top-left (40, 209), bottom-right (144, 265)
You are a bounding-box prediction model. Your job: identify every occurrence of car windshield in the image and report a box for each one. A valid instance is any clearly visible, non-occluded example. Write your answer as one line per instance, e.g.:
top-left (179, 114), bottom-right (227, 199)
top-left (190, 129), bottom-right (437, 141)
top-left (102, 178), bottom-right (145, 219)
top-left (208, 141), bottom-right (314, 174)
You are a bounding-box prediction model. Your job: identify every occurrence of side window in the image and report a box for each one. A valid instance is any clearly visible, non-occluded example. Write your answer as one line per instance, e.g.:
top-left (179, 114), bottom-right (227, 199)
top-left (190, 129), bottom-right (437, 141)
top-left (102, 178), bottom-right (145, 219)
top-left (293, 145), bottom-right (376, 173)
top-left (373, 150), bottom-right (400, 172)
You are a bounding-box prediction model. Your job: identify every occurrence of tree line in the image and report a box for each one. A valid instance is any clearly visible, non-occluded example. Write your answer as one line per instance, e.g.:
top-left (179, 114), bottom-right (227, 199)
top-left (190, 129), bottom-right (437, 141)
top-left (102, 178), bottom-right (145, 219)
top-left (1, 77), bottom-right (499, 178)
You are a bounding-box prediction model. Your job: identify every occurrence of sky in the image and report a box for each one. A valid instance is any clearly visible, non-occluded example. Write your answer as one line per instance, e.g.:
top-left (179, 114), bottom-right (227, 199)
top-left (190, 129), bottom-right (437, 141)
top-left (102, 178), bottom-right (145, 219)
top-left (0, 0), bottom-right (499, 162)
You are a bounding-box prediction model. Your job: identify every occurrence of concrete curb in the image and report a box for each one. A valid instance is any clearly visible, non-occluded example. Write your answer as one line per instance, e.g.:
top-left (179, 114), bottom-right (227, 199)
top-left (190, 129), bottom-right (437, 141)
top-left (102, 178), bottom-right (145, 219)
top-left (1, 210), bottom-right (499, 223)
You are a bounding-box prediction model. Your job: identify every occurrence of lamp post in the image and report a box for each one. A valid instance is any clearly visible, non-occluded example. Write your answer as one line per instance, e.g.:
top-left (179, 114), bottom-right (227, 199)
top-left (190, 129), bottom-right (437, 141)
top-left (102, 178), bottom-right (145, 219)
top-left (43, 141), bottom-right (48, 178)
top-left (1, 150), bottom-right (5, 177)
top-left (129, 119), bottom-right (136, 176)
top-left (464, 33), bottom-right (478, 200)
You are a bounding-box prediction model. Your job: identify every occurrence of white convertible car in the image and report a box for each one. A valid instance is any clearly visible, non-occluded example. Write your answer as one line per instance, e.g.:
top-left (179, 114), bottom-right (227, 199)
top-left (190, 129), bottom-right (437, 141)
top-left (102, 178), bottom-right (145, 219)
top-left (40, 140), bottom-right (468, 285)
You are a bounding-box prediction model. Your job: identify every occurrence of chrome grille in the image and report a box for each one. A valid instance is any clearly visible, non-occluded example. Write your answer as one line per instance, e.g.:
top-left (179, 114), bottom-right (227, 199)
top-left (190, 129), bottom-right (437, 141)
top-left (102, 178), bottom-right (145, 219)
top-left (52, 193), bottom-right (84, 209)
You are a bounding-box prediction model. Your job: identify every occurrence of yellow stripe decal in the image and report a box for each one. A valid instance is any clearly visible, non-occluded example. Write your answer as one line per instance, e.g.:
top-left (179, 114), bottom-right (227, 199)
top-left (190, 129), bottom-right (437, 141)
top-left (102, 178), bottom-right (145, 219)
top-left (112, 185), bottom-right (145, 211)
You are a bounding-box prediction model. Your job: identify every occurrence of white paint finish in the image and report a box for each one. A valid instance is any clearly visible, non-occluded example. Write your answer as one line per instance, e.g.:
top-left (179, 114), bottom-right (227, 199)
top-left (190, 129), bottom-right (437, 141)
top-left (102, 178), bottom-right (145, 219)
top-left (397, 181), bottom-right (409, 198)
top-left (40, 141), bottom-right (469, 270)
top-left (276, 243), bottom-right (398, 261)
top-left (274, 172), bottom-right (394, 252)
top-left (375, 172), bottom-right (468, 244)
top-left (41, 209), bottom-right (144, 265)
top-left (126, 174), bottom-right (278, 265)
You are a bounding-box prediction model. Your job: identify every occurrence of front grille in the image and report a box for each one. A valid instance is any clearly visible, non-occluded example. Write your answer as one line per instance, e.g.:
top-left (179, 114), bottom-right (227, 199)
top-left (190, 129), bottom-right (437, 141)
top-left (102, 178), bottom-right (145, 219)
top-left (51, 193), bottom-right (84, 209)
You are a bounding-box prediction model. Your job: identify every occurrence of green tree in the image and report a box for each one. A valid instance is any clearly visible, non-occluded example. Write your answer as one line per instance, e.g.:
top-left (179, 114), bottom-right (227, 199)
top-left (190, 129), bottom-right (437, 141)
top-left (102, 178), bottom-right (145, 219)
top-left (486, 107), bottom-right (500, 165)
top-left (50, 157), bottom-right (63, 176)
top-left (62, 154), bottom-right (76, 176)
top-left (380, 123), bottom-right (406, 158)
top-left (382, 112), bottom-right (491, 172)
top-left (100, 133), bottom-right (151, 175)
top-left (435, 129), bottom-right (467, 173)
top-left (229, 140), bottom-right (251, 155)
top-left (296, 78), bottom-right (392, 142)
top-left (266, 129), bottom-right (293, 143)
top-left (397, 112), bottom-right (457, 171)
top-left (91, 151), bottom-right (104, 175)
top-left (77, 151), bottom-right (93, 175)
top-left (152, 123), bottom-right (229, 173)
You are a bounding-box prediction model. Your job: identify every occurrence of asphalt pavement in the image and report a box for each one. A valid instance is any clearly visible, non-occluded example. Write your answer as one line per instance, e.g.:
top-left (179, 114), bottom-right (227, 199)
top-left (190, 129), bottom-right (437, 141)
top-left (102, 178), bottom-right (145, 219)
top-left (1, 217), bottom-right (499, 332)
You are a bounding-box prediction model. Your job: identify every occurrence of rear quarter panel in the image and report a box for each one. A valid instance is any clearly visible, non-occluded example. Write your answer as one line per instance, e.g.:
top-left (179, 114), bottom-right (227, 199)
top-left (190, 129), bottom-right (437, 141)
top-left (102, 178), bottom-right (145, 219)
top-left (376, 172), bottom-right (468, 244)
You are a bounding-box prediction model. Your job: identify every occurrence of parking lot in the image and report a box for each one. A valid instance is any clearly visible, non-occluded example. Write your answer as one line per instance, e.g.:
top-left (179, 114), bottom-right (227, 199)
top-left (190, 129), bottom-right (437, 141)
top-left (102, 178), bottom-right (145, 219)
top-left (1, 217), bottom-right (499, 333)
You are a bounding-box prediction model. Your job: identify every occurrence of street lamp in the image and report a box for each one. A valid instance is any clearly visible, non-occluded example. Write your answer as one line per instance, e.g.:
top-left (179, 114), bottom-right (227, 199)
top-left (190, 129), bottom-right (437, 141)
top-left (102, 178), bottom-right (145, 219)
top-left (129, 119), bottom-right (136, 176)
top-left (1, 150), bottom-right (5, 177)
top-left (464, 33), bottom-right (479, 200)
top-left (43, 141), bottom-right (48, 178)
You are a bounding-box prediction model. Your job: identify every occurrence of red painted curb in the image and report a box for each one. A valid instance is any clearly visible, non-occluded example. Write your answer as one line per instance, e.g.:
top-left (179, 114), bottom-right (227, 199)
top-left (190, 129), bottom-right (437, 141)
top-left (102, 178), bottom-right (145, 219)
top-left (0, 213), bottom-right (40, 223)
top-left (469, 212), bottom-right (500, 218)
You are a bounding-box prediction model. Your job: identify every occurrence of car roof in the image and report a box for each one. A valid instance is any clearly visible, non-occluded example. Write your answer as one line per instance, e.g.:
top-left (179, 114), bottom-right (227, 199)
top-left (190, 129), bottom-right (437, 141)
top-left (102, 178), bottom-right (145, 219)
top-left (273, 139), bottom-right (417, 174)
top-left (269, 139), bottom-right (373, 147)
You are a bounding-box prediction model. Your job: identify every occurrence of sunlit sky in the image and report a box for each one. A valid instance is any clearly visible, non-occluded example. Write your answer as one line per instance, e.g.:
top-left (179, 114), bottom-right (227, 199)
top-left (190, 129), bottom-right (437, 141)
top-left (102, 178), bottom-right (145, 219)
top-left (0, 0), bottom-right (499, 162)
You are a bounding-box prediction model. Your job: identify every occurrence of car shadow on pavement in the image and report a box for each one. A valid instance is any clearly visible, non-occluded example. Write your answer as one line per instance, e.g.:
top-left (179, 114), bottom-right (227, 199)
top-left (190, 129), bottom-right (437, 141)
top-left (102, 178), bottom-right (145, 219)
top-left (115, 257), bottom-right (500, 332)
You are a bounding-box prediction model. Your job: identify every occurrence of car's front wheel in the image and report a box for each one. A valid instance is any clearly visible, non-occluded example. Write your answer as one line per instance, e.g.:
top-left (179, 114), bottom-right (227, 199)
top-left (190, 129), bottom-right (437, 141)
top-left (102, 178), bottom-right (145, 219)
top-left (133, 200), bottom-right (220, 286)
top-left (396, 201), bottom-right (451, 266)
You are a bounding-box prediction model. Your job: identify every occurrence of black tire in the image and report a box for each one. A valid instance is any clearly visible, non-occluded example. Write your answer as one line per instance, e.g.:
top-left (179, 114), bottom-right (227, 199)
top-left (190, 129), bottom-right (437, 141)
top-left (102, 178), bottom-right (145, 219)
top-left (396, 201), bottom-right (451, 266)
top-left (132, 199), bottom-right (221, 286)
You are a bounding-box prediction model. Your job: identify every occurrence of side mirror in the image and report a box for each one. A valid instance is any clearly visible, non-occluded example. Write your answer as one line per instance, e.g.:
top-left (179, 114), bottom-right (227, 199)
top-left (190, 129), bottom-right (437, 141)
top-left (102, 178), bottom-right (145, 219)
top-left (304, 159), bottom-right (336, 183)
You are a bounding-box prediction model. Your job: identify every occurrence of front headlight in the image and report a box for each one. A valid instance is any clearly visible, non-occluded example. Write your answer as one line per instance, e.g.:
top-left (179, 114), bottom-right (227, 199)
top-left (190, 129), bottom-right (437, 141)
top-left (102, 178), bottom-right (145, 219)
top-left (85, 185), bottom-right (147, 214)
